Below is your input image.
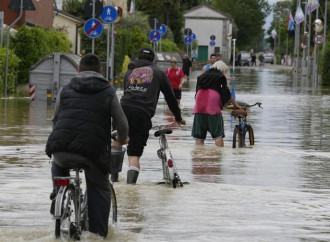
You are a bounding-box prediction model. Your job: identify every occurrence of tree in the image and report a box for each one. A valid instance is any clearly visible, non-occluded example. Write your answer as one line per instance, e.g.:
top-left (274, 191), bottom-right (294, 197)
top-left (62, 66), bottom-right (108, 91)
top-left (211, 0), bottom-right (271, 49)
top-left (62, 0), bottom-right (87, 20)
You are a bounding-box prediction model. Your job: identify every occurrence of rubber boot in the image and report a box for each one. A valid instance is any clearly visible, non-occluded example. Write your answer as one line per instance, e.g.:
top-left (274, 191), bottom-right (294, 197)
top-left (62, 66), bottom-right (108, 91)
top-left (127, 170), bottom-right (139, 184)
top-left (111, 172), bottom-right (119, 182)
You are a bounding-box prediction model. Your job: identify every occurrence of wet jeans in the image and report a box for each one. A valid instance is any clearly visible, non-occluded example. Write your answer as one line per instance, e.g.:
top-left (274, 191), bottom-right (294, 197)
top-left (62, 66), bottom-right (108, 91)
top-left (51, 152), bottom-right (111, 238)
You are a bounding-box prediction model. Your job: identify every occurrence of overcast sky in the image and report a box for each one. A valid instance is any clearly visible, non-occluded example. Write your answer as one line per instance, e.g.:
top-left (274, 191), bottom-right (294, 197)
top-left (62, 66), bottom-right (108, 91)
top-left (264, 0), bottom-right (283, 33)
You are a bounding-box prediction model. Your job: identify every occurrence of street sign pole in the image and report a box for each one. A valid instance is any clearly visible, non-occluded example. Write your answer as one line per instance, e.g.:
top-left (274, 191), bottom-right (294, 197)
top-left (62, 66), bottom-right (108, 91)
top-left (92, 0), bottom-right (95, 54)
top-left (110, 23), bottom-right (115, 81)
top-left (0, 11), bottom-right (4, 47)
top-left (231, 39), bottom-right (236, 100)
top-left (106, 23), bottom-right (110, 80)
top-left (4, 0), bottom-right (23, 98)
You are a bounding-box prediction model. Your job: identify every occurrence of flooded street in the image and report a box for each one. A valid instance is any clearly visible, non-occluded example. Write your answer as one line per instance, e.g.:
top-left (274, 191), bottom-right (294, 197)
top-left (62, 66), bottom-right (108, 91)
top-left (1, 65), bottom-right (330, 241)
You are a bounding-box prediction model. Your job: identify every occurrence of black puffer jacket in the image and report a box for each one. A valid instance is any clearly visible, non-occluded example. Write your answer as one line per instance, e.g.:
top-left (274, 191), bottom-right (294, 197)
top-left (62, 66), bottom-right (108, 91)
top-left (45, 71), bottom-right (115, 172)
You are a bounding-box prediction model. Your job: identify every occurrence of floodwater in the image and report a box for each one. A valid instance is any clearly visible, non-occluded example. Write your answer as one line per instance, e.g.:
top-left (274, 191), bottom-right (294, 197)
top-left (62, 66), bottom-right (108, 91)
top-left (1, 65), bottom-right (330, 241)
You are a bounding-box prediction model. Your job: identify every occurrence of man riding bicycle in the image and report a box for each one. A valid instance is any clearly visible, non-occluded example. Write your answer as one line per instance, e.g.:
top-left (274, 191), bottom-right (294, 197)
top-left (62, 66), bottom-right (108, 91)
top-left (45, 53), bottom-right (128, 238)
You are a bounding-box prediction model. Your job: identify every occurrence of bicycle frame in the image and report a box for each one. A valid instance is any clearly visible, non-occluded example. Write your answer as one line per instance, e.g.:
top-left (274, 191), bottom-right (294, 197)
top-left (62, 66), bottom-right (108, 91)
top-left (154, 125), bottom-right (183, 188)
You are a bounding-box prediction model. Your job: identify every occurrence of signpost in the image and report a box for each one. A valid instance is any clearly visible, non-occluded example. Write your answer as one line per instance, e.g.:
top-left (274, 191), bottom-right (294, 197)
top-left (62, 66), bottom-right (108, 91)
top-left (0, 11), bottom-right (4, 47)
top-left (184, 28), bottom-right (192, 36)
top-left (100, 6), bottom-right (118, 81)
top-left (84, 18), bottom-right (103, 38)
top-left (313, 33), bottom-right (324, 45)
top-left (158, 24), bottom-right (167, 52)
top-left (84, 0), bottom-right (103, 18)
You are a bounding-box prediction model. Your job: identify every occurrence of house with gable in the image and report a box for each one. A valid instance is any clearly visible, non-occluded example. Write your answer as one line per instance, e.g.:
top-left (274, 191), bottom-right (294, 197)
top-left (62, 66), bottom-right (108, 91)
top-left (184, 4), bottom-right (233, 63)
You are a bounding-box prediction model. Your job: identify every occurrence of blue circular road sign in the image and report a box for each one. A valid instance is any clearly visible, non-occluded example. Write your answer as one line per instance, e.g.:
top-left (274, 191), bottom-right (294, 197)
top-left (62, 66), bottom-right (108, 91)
top-left (190, 33), bottom-right (196, 40)
top-left (158, 24), bottom-right (167, 36)
top-left (210, 40), bottom-right (215, 46)
top-left (100, 6), bottom-right (118, 23)
top-left (184, 36), bottom-right (192, 45)
top-left (149, 30), bottom-right (161, 42)
top-left (84, 18), bottom-right (103, 38)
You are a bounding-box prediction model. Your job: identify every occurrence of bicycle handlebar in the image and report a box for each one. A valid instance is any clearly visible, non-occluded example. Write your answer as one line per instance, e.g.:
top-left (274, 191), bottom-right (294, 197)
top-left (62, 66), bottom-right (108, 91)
top-left (241, 102), bottom-right (263, 109)
top-left (152, 121), bottom-right (181, 130)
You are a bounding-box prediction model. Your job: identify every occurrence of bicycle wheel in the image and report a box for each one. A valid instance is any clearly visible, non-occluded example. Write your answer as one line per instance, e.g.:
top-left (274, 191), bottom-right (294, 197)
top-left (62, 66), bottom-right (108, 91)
top-left (55, 185), bottom-right (77, 239)
top-left (109, 183), bottom-right (118, 223)
top-left (247, 124), bottom-right (254, 146)
top-left (233, 125), bottom-right (243, 148)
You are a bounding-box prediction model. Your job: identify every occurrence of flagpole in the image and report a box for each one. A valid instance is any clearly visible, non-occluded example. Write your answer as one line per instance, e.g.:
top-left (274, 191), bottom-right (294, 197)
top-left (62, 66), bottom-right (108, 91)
top-left (302, 2), bottom-right (308, 76)
top-left (323, 0), bottom-right (328, 56)
top-left (231, 39), bottom-right (236, 100)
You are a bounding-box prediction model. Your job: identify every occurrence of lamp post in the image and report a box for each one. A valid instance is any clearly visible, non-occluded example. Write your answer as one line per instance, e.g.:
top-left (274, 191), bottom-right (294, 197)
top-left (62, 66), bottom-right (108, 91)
top-left (227, 34), bottom-right (236, 100)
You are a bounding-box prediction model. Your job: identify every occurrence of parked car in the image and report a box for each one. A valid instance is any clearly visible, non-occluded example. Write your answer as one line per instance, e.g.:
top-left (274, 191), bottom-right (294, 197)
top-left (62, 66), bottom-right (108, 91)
top-left (235, 51), bottom-right (251, 66)
top-left (264, 53), bottom-right (275, 64)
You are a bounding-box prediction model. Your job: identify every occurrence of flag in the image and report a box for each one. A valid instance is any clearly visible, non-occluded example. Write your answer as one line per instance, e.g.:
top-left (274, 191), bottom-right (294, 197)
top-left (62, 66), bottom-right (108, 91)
top-left (294, 3), bottom-right (304, 24)
top-left (286, 12), bottom-right (295, 31)
top-left (129, 0), bottom-right (135, 14)
top-left (271, 29), bottom-right (277, 39)
top-left (306, 0), bottom-right (320, 15)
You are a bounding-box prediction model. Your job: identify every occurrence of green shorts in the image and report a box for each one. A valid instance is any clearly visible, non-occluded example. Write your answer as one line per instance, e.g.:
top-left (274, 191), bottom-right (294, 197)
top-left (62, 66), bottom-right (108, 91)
top-left (191, 113), bottom-right (225, 140)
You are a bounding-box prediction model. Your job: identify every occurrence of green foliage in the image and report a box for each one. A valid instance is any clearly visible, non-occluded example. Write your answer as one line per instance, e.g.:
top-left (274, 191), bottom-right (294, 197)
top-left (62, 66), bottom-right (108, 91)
top-left (0, 48), bottom-right (21, 94)
top-left (62, 0), bottom-right (87, 20)
top-left (117, 11), bottom-right (150, 35)
top-left (160, 39), bottom-right (179, 52)
top-left (127, 26), bottom-right (148, 57)
top-left (321, 40), bottom-right (330, 85)
top-left (212, 0), bottom-right (271, 49)
top-left (11, 25), bottom-right (71, 84)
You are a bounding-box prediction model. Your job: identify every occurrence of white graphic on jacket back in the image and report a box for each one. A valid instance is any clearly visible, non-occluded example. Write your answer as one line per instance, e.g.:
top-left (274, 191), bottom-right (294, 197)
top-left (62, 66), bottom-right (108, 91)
top-left (127, 66), bottom-right (153, 92)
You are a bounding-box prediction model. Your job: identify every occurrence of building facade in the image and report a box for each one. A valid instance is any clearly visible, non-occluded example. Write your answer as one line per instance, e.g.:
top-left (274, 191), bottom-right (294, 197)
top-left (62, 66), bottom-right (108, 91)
top-left (184, 4), bottom-right (233, 63)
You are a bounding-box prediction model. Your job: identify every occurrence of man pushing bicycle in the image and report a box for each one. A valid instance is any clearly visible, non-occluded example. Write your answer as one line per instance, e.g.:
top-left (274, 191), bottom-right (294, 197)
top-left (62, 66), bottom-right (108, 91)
top-left (46, 53), bottom-right (128, 238)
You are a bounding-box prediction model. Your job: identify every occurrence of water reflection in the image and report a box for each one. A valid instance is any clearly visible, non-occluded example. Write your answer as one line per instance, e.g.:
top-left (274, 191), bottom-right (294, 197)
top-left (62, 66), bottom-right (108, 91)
top-left (191, 146), bottom-right (222, 183)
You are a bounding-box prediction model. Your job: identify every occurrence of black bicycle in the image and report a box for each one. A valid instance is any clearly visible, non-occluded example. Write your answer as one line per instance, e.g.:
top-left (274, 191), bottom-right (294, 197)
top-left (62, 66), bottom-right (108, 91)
top-left (53, 168), bottom-right (117, 239)
top-left (231, 102), bottom-right (262, 148)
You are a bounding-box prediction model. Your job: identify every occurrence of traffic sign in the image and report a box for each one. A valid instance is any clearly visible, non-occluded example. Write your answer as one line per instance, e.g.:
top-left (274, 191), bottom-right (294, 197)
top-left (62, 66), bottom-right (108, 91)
top-left (149, 18), bottom-right (161, 30)
top-left (84, 0), bottom-right (103, 18)
top-left (84, 18), bottom-right (103, 38)
top-left (149, 30), bottom-right (161, 42)
top-left (210, 40), bottom-right (215, 46)
top-left (190, 33), bottom-right (196, 40)
top-left (184, 36), bottom-right (192, 45)
top-left (100, 6), bottom-right (118, 23)
top-left (313, 34), bottom-right (324, 45)
top-left (158, 24), bottom-right (167, 36)
top-left (210, 35), bottom-right (216, 40)
top-left (184, 28), bottom-right (192, 36)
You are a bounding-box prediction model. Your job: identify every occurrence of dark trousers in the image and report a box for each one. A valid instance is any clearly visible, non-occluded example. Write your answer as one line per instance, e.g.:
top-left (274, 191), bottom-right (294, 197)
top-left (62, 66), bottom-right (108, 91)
top-left (51, 152), bottom-right (111, 238)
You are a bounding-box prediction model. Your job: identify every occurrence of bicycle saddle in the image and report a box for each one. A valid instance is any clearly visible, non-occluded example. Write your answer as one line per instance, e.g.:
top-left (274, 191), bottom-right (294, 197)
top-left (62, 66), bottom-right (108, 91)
top-left (154, 128), bottom-right (173, 137)
top-left (231, 110), bottom-right (248, 117)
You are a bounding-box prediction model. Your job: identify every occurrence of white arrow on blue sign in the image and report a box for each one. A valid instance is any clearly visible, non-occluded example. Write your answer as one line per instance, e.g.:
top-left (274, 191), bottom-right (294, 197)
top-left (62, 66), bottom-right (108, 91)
top-left (190, 33), bottom-right (196, 40)
top-left (210, 40), bottom-right (215, 46)
top-left (84, 18), bottom-right (103, 38)
top-left (158, 24), bottom-right (167, 36)
top-left (184, 36), bottom-right (192, 45)
top-left (149, 30), bottom-right (161, 42)
top-left (100, 6), bottom-right (117, 23)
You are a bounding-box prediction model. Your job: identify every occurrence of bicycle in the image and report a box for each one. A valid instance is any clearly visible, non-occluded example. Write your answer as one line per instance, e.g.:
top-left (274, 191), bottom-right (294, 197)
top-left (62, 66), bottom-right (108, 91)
top-left (53, 166), bottom-right (117, 239)
top-left (153, 122), bottom-right (185, 188)
top-left (231, 102), bottom-right (262, 148)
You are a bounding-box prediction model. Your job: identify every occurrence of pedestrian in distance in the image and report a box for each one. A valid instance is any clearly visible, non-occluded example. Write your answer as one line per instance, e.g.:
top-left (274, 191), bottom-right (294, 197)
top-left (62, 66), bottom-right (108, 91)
top-left (216, 53), bottom-right (222, 61)
top-left (192, 60), bottom-right (242, 147)
top-left (115, 48), bottom-right (186, 184)
top-left (166, 57), bottom-right (185, 105)
top-left (182, 54), bottom-right (192, 82)
top-left (79, 49), bottom-right (86, 57)
top-left (258, 53), bottom-right (265, 66)
top-left (46, 53), bottom-right (128, 238)
top-left (202, 53), bottom-right (217, 73)
top-left (251, 54), bottom-right (257, 66)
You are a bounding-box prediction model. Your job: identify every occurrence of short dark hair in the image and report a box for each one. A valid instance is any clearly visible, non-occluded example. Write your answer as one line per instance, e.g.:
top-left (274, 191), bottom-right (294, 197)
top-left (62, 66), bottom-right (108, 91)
top-left (137, 48), bottom-right (155, 61)
top-left (210, 53), bottom-right (217, 58)
top-left (79, 53), bottom-right (101, 72)
top-left (216, 53), bottom-right (222, 57)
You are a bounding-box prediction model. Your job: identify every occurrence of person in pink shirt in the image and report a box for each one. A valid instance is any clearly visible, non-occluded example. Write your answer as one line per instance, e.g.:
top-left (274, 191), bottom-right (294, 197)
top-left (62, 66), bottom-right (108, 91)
top-left (192, 61), bottom-right (242, 147)
top-left (166, 57), bottom-right (185, 104)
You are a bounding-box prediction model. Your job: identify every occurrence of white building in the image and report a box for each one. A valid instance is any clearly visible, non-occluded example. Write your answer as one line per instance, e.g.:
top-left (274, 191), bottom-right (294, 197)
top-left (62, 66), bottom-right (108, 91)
top-left (184, 4), bottom-right (233, 63)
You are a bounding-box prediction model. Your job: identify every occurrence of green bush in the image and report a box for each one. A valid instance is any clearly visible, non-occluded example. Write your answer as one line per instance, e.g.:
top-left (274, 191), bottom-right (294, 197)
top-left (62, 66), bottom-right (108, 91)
top-left (0, 47), bottom-right (21, 94)
top-left (321, 41), bottom-right (330, 85)
top-left (160, 39), bottom-right (179, 52)
top-left (11, 25), bottom-right (71, 84)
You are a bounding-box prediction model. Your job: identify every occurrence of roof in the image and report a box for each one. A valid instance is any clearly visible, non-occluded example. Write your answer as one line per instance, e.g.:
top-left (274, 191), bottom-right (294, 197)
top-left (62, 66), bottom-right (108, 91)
top-left (184, 4), bottom-right (232, 20)
top-left (53, 9), bottom-right (85, 25)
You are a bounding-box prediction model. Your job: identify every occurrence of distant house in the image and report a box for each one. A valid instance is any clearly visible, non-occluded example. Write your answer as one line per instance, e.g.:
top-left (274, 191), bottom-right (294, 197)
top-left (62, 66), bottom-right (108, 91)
top-left (1, 0), bottom-right (53, 28)
top-left (53, 10), bottom-right (84, 54)
top-left (184, 4), bottom-right (233, 63)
